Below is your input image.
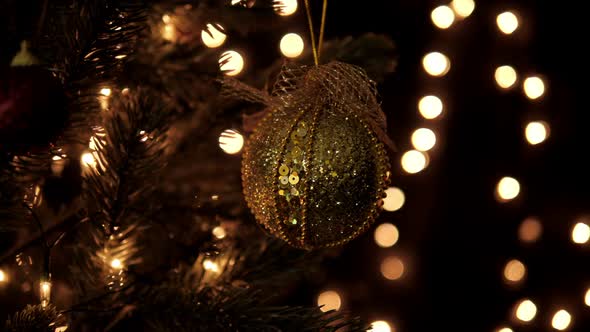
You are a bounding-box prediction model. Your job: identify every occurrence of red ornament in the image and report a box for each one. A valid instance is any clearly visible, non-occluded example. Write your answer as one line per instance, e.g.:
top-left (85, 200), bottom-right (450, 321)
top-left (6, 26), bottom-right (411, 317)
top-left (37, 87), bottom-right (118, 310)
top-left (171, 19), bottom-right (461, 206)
top-left (0, 66), bottom-right (67, 153)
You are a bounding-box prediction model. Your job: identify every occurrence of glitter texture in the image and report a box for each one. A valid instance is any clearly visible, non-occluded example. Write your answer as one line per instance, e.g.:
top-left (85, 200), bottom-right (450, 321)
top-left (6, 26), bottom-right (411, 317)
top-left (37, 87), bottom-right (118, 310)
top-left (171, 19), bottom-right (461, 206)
top-left (242, 62), bottom-right (391, 249)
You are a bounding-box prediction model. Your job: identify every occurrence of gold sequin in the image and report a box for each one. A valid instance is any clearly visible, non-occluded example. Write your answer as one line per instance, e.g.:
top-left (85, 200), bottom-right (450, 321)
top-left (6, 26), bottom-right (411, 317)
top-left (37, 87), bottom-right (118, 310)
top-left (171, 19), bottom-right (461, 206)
top-left (291, 187), bottom-right (299, 196)
top-left (279, 175), bottom-right (289, 185)
top-left (296, 125), bottom-right (307, 137)
top-left (289, 173), bottom-right (299, 185)
top-left (291, 146), bottom-right (302, 158)
top-left (279, 164), bottom-right (290, 175)
top-left (278, 189), bottom-right (285, 196)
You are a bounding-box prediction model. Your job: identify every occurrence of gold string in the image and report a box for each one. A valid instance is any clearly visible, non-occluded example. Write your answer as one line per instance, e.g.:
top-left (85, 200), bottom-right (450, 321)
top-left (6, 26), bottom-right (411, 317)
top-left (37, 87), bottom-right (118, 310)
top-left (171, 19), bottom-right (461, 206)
top-left (303, 0), bottom-right (319, 65)
top-left (317, 0), bottom-right (328, 60)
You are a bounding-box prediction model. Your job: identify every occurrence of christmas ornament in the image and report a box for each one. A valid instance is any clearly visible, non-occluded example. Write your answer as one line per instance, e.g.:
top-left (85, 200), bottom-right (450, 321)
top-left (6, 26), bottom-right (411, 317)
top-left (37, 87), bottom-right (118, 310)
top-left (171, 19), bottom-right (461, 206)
top-left (242, 62), bottom-right (393, 249)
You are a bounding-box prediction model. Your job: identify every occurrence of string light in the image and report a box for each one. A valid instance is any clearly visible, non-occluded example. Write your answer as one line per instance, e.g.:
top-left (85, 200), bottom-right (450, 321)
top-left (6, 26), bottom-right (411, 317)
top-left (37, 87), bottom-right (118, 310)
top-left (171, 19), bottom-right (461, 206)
top-left (369, 320), bottom-right (392, 332)
top-left (317, 290), bottom-right (341, 312)
top-left (0, 269), bottom-right (6, 282)
top-left (450, 0), bottom-right (475, 18)
top-left (40, 280), bottom-right (52, 308)
top-left (280, 33), bottom-right (304, 58)
top-left (497, 11), bottom-right (519, 34)
top-left (431, 5), bottom-right (455, 29)
top-left (514, 299), bottom-right (537, 322)
top-left (219, 50), bottom-right (244, 76)
top-left (218, 129), bottom-right (244, 154)
top-left (418, 95), bottom-right (443, 119)
top-left (523, 76), bottom-right (545, 100)
top-left (81, 151), bottom-right (98, 169)
top-left (401, 150), bottom-right (428, 174)
top-left (525, 121), bottom-right (549, 145)
top-left (100, 88), bottom-right (112, 96)
top-left (203, 259), bottom-right (220, 272)
top-left (374, 223), bottom-right (400, 248)
top-left (381, 256), bottom-right (405, 280)
top-left (495, 65), bottom-right (518, 89)
top-left (422, 52), bottom-right (450, 77)
top-left (201, 24), bottom-right (227, 48)
top-left (212, 226), bottom-right (227, 239)
top-left (497, 328), bottom-right (513, 332)
top-left (162, 23), bottom-right (176, 41)
top-left (55, 327), bottom-right (68, 332)
top-left (162, 14), bottom-right (171, 24)
top-left (411, 128), bottom-right (436, 151)
top-left (518, 217), bottom-right (542, 243)
top-left (274, 0), bottom-right (297, 16)
top-left (382, 187), bottom-right (405, 212)
top-left (584, 288), bottom-right (590, 306)
top-left (503, 259), bottom-right (526, 283)
top-left (496, 177), bottom-right (520, 202)
top-left (51, 155), bottom-right (66, 176)
top-left (110, 258), bottom-right (123, 270)
top-left (571, 222), bottom-right (590, 244)
top-left (551, 309), bottom-right (572, 330)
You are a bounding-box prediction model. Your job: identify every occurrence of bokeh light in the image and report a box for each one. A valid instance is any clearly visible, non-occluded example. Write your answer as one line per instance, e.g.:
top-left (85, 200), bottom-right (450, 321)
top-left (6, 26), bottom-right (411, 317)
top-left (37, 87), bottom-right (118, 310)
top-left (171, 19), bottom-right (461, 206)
top-left (218, 129), bottom-right (244, 154)
top-left (450, 0), bottom-right (475, 18)
top-left (381, 256), bottom-right (405, 280)
top-left (411, 128), bottom-right (436, 151)
top-left (81, 151), bottom-right (97, 169)
top-left (369, 320), bottom-right (392, 332)
top-left (495, 65), bottom-right (517, 89)
top-left (317, 290), bottom-right (341, 312)
top-left (497, 328), bottom-right (513, 332)
top-left (431, 5), bottom-right (455, 29)
top-left (401, 150), bottom-right (428, 174)
top-left (525, 121), bottom-right (549, 145)
top-left (219, 50), bottom-right (244, 76)
top-left (382, 187), bottom-right (405, 212)
top-left (422, 52), bottom-right (450, 77)
top-left (418, 95), bottom-right (443, 119)
top-left (585, 288), bottom-right (590, 306)
top-left (162, 24), bottom-right (176, 41)
top-left (274, 0), bottom-right (297, 16)
top-left (203, 259), bottom-right (220, 272)
top-left (0, 269), bottom-right (5, 283)
top-left (552, 309), bottom-right (572, 330)
top-left (523, 76), bottom-right (545, 100)
top-left (518, 217), bottom-right (542, 243)
top-left (503, 259), bottom-right (526, 283)
top-left (212, 226), bottom-right (227, 239)
top-left (110, 258), bottom-right (123, 270)
top-left (515, 299), bottom-right (537, 322)
top-left (201, 24), bottom-right (226, 48)
top-left (280, 33), bottom-right (304, 58)
top-left (496, 177), bottom-right (520, 202)
top-left (571, 222), bottom-right (590, 244)
top-left (374, 223), bottom-right (400, 248)
top-left (40, 281), bottom-right (51, 308)
top-left (497, 11), bottom-right (519, 34)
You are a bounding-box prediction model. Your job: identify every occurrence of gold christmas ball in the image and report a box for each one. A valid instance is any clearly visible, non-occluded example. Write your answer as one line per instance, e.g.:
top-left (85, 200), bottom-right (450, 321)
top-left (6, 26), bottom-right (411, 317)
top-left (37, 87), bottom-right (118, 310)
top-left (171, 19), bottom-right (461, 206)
top-left (242, 62), bottom-right (391, 249)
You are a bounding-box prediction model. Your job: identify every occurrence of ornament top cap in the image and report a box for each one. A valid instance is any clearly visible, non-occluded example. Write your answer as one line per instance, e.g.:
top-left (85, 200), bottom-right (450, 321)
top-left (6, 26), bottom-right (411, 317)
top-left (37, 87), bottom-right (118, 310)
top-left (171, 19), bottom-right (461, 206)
top-left (10, 41), bottom-right (40, 67)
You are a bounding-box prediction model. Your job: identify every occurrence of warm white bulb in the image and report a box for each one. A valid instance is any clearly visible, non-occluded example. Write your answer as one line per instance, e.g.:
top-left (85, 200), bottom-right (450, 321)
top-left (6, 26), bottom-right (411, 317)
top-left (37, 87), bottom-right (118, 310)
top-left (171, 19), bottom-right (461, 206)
top-left (431, 5), bottom-right (455, 29)
top-left (525, 121), bottom-right (549, 145)
top-left (418, 95), bottom-right (443, 119)
top-left (497, 11), bottom-right (519, 34)
top-left (497, 328), bottom-right (513, 332)
top-left (503, 259), bottom-right (526, 283)
top-left (201, 24), bottom-right (227, 48)
top-left (552, 310), bottom-right (572, 330)
top-left (495, 65), bottom-right (518, 89)
top-left (110, 258), bottom-right (123, 270)
top-left (100, 88), bottom-right (111, 96)
top-left (317, 290), bottom-right (341, 312)
top-left (369, 320), bottom-right (392, 332)
top-left (374, 223), bottom-right (400, 248)
top-left (401, 150), bottom-right (428, 174)
top-left (274, 0), bottom-right (297, 16)
top-left (585, 288), bottom-right (590, 306)
top-left (496, 177), bottom-right (520, 201)
top-left (411, 128), bottom-right (436, 151)
top-left (515, 299), bottom-right (537, 322)
top-left (40, 281), bottom-right (52, 308)
top-left (0, 269), bottom-right (6, 282)
top-left (81, 152), bottom-right (97, 168)
top-left (219, 50), bottom-right (244, 76)
top-left (523, 76), bottom-right (545, 100)
top-left (423, 52), bottom-right (450, 77)
top-left (280, 33), bottom-right (304, 58)
top-left (218, 129), bottom-right (244, 154)
top-left (450, 0), bottom-right (475, 18)
top-left (382, 187), bottom-right (405, 212)
top-left (572, 222), bottom-right (590, 244)
top-left (212, 226), bottom-right (227, 239)
top-left (203, 259), bottom-right (220, 272)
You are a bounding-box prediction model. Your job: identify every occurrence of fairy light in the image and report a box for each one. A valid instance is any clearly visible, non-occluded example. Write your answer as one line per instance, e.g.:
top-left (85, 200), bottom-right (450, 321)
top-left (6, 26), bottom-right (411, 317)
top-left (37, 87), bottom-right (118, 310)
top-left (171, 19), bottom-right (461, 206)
top-left (450, 0), bottom-right (475, 18)
top-left (55, 327), bottom-right (69, 332)
top-left (503, 259), bottom-right (526, 283)
top-left (518, 217), bottom-right (542, 243)
top-left (411, 128), bottom-right (436, 151)
top-left (203, 259), bottom-right (220, 272)
top-left (40, 280), bottom-right (52, 308)
top-left (495, 65), bottom-right (518, 89)
top-left (381, 256), bottom-right (404, 280)
top-left (110, 258), bottom-right (123, 270)
top-left (584, 288), bottom-right (590, 306)
top-left (497, 11), bottom-right (519, 34)
top-left (317, 290), bottom-right (341, 312)
top-left (401, 150), bottom-right (428, 174)
top-left (201, 24), bottom-right (227, 48)
top-left (525, 121), bottom-right (549, 145)
top-left (162, 14), bottom-right (171, 23)
top-left (422, 52), bottom-right (450, 77)
top-left (162, 23), bottom-right (176, 41)
top-left (552, 310), bottom-right (572, 330)
top-left (497, 328), bottom-right (513, 332)
top-left (431, 5), bottom-right (455, 29)
top-left (382, 187), bottom-right (405, 212)
top-left (100, 88), bottom-right (112, 96)
top-left (274, 0), bottom-right (297, 16)
top-left (218, 129), bottom-right (244, 154)
top-left (496, 177), bottom-right (520, 202)
top-left (280, 33), bottom-right (304, 58)
top-left (523, 76), bottom-right (545, 100)
top-left (571, 222), bottom-right (590, 244)
top-left (515, 299), bottom-right (537, 322)
top-left (81, 151), bottom-right (97, 169)
top-left (0, 269), bottom-right (6, 282)
top-left (369, 320), bottom-right (392, 332)
top-left (418, 95), bottom-right (443, 119)
top-left (212, 226), bottom-right (227, 239)
top-left (219, 50), bottom-right (244, 76)
top-left (374, 223), bottom-right (400, 248)
top-left (51, 155), bottom-right (66, 176)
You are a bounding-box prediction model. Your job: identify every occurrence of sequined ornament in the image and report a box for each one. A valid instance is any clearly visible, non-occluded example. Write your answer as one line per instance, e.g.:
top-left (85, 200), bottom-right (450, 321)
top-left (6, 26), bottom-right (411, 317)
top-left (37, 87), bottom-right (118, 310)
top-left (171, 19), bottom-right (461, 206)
top-left (241, 62), bottom-right (393, 249)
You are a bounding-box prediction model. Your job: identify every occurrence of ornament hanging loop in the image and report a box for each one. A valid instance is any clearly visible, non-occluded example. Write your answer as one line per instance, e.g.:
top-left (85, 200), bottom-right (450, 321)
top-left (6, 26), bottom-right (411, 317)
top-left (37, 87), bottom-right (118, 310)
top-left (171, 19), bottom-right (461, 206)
top-left (303, 0), bottom-right (328, 66)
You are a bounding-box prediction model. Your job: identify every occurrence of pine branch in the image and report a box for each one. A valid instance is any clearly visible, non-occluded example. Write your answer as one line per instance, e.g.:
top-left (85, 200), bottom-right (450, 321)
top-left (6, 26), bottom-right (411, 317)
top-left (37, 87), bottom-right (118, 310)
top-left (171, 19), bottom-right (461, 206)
top-left (4, 304), bottom-right (65, 332)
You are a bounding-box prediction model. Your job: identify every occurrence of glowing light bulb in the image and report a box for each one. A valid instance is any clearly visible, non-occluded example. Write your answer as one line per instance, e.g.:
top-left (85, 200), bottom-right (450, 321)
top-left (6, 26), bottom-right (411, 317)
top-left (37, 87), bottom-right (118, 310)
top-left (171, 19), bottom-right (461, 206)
top-left (495, 65), bottom-right (517, 89)
top-left (431, 5), bottom-right (455, 29)
top-left (497, 328), bottom-right (513, 332)
top-left (203, 259), bottom-right (220, 272)
top-left (411, 128), bottom-right (436, 151)
top-left (40, 280), bottom-right (52, 308)
top-left (422, 52), bottom-right (450, 77)
top-left (515, 299), bottom-right (537, 322)
top-left (218, 129), bottom-right (244, 154)
top-left (110, 258), bottom-right (123, 270)
top-left (0, 269), bottom-right (5, 282)
top-left (518, 217), bottom-right (542, 243)
top-left (162, 14), bottom-right (171, 23)
top-left (496, 177), bottom-right (520, 202)
top-left (100, 88), bottom-right (112, 96)
top-left (401, 150), bottom-right (428, 174)
top-left (497, 11), bottom-right (519, 34)
top-left (317, 290), bottom-right (341, 312)
top-left (382, 187), bottom-right (405, 212)
top-left (369, 320), bottom-right (392, 332)
top-left (450, 0), bottom-right (475, 18)
top-left (201, 24), bottom-right (226, 48)
top-left (219, 50), bottom-right (244, 76)
top-left (81, 152), bottom-right (97, 169)
top-left (584, 288), bottom-right (590, 306)
top-left (523, 76), bottom-right (545, 100)
top-left (418, 95), bottom-right (443, 119)
top-left (381, 256), bottom-right (404, 280)
top-left (274, 0), bottom-right (297, 16)
top-left (503, 259), bottom-right (526, 283)
top-left (552, 309), bottom-right (572, 330)
top-left (572, 222), bottom-right (590, 244)
top-left (374, 223), bottom-right (400, 248)
top-left (212, 226), bottom-right (227, 239)
top-left (280, 33), bottom-right (304, 58)
top-left (525, 121), bottom-right (549, 145)
top-left (162, 24), bottom-right (176, 41)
